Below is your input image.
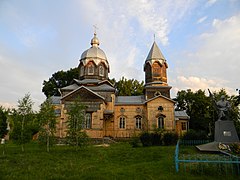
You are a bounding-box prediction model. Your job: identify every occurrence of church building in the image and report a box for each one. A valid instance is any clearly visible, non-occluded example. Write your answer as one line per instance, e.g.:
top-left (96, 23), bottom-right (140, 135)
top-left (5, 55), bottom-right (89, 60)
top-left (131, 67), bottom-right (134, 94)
top-left (52, 33), bottom-right (189, 138)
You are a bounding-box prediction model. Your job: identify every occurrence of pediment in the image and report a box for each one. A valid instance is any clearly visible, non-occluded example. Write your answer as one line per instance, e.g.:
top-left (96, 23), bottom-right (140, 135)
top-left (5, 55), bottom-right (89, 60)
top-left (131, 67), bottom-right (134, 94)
top-left (145, 94), bottom-right (175, 104)
top-left (61, 86), bottom-right (105, 102)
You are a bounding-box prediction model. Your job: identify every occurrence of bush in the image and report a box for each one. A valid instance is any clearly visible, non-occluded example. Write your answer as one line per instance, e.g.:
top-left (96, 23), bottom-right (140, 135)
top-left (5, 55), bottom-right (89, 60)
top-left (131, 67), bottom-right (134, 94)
top-left (140, 131), bottom-right (178, 146)
top-left (162, 132), bottom-right (178, 145)
top-left (140, 132), bottom-right (162, 147)
top-left (37, 131), bottom-right (56, 146)
top-left (67, 131), bottom-right (89, 147)
top-left (129, 137), bottom-right (141, 148)
top-left (230, 143), bottom-right (240, 154)
top-left (151, 133), bottom-right (162, 146)
top-left (182, 129), bottom-right (208, 140)
top-left (140, 132), bottom-right (152, 147)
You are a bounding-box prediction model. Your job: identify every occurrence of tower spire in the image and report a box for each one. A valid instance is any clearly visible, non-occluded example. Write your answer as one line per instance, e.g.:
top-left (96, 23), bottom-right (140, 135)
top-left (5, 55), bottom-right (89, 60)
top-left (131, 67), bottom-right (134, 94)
top-left (143, 40), bottom-right (171, 99)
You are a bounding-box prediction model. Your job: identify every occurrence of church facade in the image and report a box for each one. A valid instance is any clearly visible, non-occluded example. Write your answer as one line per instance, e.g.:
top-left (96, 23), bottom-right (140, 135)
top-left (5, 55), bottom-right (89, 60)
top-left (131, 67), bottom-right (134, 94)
top-left (52, 33), bottom-right (189, 138)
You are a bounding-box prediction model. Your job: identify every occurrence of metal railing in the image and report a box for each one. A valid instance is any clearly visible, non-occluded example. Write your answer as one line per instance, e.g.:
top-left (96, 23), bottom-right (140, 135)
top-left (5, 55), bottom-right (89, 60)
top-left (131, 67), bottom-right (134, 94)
top-left (175, 140), bottom-right (240, 175)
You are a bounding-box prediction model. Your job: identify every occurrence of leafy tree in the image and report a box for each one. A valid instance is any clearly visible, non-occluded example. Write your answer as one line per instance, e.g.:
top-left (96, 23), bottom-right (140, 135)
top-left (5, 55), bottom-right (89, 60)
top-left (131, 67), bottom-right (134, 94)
top-left (0, 106), bottom-right (8, 138)
top-left (66, 97), bottom-right (88, 148)
top-left (42, 67), bottom-right (79, 97)
top-left (10, 94), bottom-right (35, 152)
top-left (38, 98), bottom-right (57, 152)
top-left (42, 65), bottom-right (144, 97)
top-left (114, 77), bottom-right (144, 96)
top-left (174, 89), bottom-right (240, 138)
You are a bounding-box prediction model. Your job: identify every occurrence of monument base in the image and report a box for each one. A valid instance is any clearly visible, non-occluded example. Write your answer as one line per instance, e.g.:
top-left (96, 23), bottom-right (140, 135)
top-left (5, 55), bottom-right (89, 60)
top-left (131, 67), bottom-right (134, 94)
top-left (196, 142), bottom-right (220, 152)
top-left (196, 120), bottom-right (239, 152)
top-left (214, 120), bottom-right (239, 143)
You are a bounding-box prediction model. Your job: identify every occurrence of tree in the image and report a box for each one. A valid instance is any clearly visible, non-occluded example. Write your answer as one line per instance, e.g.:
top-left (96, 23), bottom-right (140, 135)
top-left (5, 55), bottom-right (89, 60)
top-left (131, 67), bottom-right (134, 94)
top-left (174, 89), bottom-right (217, 135)
top-left (174, 89), bottom-right (240, 138)
top-left (114, 77), bottom-right (144, 96)
top-left (10, 94), bottom-right (34, 152)
top-left (42, 68), bottom-right (79, 97)
top-left (66, 97), bottom-right (88, 148)
top-left (42, 65), bottom-right (144, 97)
top-left (38, 98), bottom-right (57, 152)
top-left (0, 106), bottom-right (8, 138)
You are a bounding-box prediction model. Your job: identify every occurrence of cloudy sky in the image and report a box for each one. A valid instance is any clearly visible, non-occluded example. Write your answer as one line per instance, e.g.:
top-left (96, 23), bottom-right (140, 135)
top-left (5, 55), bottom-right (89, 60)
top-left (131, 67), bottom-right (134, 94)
top-left (0, 0), bottom-right (240, 110)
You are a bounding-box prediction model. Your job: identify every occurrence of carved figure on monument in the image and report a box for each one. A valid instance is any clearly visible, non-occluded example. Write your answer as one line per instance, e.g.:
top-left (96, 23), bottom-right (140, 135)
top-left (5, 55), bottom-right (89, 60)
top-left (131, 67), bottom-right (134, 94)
top-left (216, 95), bottom-right (231, 121)
top-left (196, 90), bottom-right (239, 152)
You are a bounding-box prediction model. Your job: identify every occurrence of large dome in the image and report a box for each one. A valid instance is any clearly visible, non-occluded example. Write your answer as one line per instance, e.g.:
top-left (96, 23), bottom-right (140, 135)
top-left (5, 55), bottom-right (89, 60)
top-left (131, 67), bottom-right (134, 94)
top-left (80, 33), bottom-right (107, 60)
top-left (81, 46), bottom-right (107, 60)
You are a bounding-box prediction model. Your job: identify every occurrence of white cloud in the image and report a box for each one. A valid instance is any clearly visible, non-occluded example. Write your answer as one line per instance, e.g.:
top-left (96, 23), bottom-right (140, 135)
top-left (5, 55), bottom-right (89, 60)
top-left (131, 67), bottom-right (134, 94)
top-left (172, 13), bottom-right (240, 97)
top-left (125, 0), bottom-right (169, 45)
top-left (0, 55), bottom-right (46, 110)
top-left (171, 76), bottom-right (231, 95)
top-left (0, 102), bottom-right (17, 110)
top-left (77, 0), bottom-right (196, 82)
top-left (1, 0), bottom-right (238, 111)
top-left (206, 0), bottom-right (217, 7)
top-left (197, 16), bottom-right (208, 24)
top-left (124, 0), bottom-right (195, 45)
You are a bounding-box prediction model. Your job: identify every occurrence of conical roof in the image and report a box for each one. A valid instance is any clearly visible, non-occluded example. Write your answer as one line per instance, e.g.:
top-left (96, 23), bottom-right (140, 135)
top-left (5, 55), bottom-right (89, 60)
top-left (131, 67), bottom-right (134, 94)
top-left (146, 41), bottom-right (165, 61)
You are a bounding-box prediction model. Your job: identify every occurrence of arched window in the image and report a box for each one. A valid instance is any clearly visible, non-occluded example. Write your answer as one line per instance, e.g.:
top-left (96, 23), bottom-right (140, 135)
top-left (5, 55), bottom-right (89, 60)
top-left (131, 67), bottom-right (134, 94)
top-left (163, 65), bottom-right (166, 77)
top-left (145, 63), bottom-right (152, 82)
top-left (83, 113), bottom-right (92, 129)
top-left (152, 62), bottom-right (161, 77)
top-left (158, 116), bottom-right (164, 129)
top-left (88, 62), bottom-right (94, 75)
top-left (119, 116), bottom-right (125, 129)
top-left (99, 65), bottom-right (104, 76)
top-left (80, 66), bottom-right (84, 76)
top-left (135, 116), bottom-right (142, 129)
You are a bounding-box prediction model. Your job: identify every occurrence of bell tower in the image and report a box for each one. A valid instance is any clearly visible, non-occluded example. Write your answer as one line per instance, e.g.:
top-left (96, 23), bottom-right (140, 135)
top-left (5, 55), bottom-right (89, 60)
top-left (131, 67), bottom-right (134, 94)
top-left (144, 41), bottom-right (172, 99)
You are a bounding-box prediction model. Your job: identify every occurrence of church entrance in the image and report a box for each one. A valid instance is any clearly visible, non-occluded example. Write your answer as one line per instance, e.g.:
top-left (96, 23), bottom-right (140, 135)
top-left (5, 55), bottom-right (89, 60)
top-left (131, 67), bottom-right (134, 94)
top-left (103, 114), bottom-right (114, 137)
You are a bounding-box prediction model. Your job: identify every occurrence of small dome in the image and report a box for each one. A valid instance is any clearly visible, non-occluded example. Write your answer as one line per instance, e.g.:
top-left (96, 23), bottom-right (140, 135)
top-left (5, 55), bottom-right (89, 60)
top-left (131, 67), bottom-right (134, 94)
top-left (91, 33), bottom-right (99, 46)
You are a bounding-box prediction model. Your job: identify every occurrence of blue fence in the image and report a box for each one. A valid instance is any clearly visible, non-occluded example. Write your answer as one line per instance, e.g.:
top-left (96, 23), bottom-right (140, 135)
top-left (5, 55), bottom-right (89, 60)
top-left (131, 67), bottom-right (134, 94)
top-left (175, 140), bottom-right (240, 175)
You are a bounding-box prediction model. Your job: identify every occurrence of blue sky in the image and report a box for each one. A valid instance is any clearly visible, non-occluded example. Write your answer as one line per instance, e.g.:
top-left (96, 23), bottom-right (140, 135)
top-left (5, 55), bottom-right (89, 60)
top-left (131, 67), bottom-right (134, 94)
top-left (0, 0), bottom-right (240, 110)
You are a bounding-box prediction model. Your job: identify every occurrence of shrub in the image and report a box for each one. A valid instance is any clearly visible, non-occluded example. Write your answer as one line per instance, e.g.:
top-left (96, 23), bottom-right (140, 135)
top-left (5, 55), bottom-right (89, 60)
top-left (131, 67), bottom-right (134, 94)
top-left (182, 129), bottom-right (208, 140)
top-left (129, 137), bottom-right (141, 147)
top-left (162, 132), bottom-right (178, 145)
top-left (67, 131), bottom-right (89, 147)
top-left (38, 131), bottom-right (56, 146)
top-left (151, 132), bottom-right (162, 146)
top-left (140, 132), bottom-right (152, 147)
top-left (229, 143), bottom-right (240, 154)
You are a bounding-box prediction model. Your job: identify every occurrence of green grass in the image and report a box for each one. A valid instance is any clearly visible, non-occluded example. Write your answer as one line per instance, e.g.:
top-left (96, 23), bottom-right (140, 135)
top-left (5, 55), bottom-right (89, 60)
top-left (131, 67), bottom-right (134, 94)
top-left (0, 142), bottom-right (238, 179)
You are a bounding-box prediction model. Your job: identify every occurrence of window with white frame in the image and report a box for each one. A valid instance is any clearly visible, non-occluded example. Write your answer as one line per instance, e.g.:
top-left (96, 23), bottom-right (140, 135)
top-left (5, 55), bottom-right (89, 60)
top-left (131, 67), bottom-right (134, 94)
top-left (181, 122), bottom-right (187, 131)
top-left (88, 64), bottom-right (94, 75)
top-left (158, 116), bottom-right (164, 129)
top-left (135, 116), bottom-right (142, 129)
top-left (83, 113), bottom-right (92, 129)
top-left (119, 116), bottom-right (125, 129)
top-left (99, 65), bottom-right (104, 76)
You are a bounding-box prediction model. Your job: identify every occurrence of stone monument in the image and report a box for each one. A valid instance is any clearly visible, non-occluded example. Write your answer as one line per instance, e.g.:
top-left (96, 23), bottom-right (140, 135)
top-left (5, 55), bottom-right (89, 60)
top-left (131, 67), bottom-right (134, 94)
top-left (214, 95), bottom-right (239, 143)
top-left (197, 92), bottom-right (239, 152)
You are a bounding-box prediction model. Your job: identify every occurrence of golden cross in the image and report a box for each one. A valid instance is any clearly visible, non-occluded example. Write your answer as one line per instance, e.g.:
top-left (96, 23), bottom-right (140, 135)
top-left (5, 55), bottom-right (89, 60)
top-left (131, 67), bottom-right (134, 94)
top-left (93, 24), bottom-right (98, 34)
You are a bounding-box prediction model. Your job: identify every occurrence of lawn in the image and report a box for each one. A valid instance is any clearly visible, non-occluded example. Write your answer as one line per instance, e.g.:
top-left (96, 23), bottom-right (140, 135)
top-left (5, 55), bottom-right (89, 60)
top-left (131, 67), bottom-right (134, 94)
top-left (0, 142), bottom-right (238, 179)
